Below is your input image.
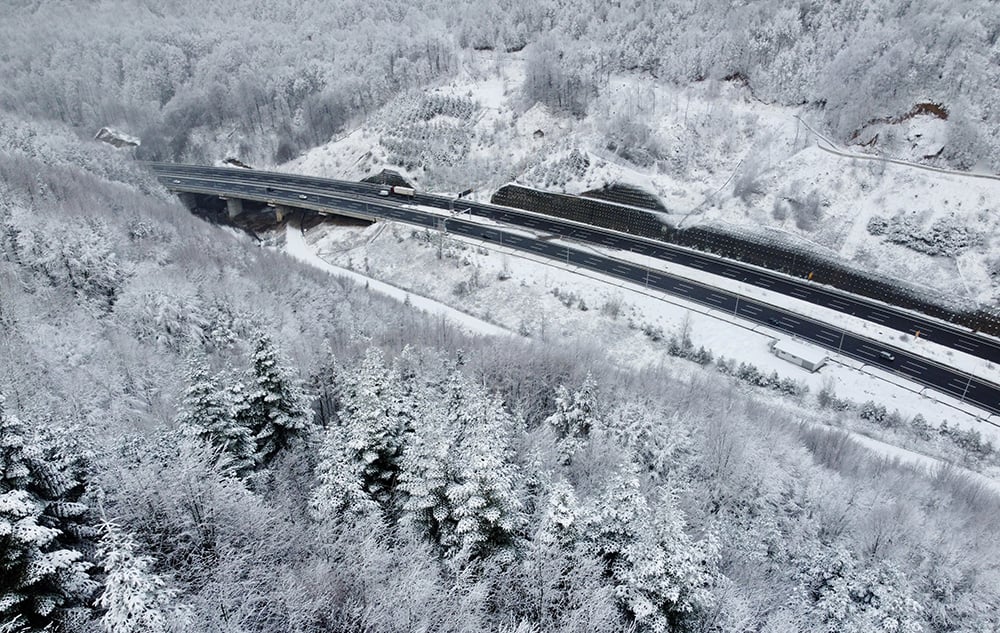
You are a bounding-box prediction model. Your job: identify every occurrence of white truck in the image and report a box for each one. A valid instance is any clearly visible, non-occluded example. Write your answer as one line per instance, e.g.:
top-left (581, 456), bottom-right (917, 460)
top-left (390, 185), bottom-right (415, 197)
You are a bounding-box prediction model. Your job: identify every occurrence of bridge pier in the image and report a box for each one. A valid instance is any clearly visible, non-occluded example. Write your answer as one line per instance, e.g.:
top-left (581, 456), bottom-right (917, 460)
top-left (225, 197), bottom-right (243, 219)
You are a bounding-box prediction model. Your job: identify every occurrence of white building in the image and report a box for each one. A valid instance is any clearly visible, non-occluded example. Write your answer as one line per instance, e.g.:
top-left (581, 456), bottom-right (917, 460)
top-left (772, 338), bottom-right (828, 372)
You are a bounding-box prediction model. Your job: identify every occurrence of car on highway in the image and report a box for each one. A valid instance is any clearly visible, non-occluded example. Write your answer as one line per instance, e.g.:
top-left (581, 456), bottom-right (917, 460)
top-left (171, 179), bottom-right (181, 184)
top-left (877, 350), bottom-right (896, 362)
top-left (768, 317), bottom-right (782, 326)
top-left (378, 189), bottom-right (390, 196)
top-left (298, 194), bottom-right (308, 200)
top-left (265, 186), bottom-right (275, 193)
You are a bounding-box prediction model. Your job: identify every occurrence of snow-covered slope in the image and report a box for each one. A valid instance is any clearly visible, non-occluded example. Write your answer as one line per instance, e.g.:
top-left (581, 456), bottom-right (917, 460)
top-left (281, 53), bottom-right (1000, 310)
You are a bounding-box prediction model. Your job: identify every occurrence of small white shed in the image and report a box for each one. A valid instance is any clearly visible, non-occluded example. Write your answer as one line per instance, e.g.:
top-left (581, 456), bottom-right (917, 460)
top-left (772, 338), bottom-right (828, 372)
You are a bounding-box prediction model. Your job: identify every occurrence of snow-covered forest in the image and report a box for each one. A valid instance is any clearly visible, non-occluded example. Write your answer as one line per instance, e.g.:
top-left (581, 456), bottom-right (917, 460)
top-left (2, 1), bottom-right (1000, 632)
top-left (2, 0), bottom-right (999, 169)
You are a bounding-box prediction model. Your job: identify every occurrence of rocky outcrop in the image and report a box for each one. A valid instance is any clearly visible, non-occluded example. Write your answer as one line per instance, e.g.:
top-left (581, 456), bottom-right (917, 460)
top-left (94, 127), bottom-right (140, 148)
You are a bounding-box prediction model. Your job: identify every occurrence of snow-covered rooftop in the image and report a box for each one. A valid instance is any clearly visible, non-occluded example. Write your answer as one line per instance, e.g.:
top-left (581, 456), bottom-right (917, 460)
top-left (773, 337), bottom-right (829, 366)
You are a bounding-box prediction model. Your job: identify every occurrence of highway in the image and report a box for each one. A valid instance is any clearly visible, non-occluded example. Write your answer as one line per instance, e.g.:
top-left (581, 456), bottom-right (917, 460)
top-left (146, 163), bottom-right (1000, 416)
top-left (148, 163), bottom-right (1000, 366)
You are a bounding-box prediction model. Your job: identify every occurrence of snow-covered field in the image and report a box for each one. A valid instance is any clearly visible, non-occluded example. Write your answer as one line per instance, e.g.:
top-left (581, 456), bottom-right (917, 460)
top-left (280, 52), bottom-right (1000, 310)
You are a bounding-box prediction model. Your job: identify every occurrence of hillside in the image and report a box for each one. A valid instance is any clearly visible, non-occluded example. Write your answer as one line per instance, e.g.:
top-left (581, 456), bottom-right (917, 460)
top-left (3, 0), bottom-right (997, 306)
top-left (0, 110), bottom-right (998, 633)
top-left (3, 1), bottom-right (1000, 632)
top-left (284, 57), bottom-right (1000, 312)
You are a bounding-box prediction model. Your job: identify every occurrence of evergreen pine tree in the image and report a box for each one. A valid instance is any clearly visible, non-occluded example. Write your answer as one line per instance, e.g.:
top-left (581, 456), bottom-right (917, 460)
top-left (0, 395), bottom-right (98, 627)
top-left (544, 373), bottom-right (600, 463)
top-left (311, 347), bottom-right (413, 523)
top-left (399, 371), bottom-right (523, 558)
top-left (539, 479), bottom-right (580, 547)
top-left (800, 547), bottom-right (923, 633)
top-left (176, 361), bottom-right (254, 478)
top-left (585, 467), bottom-right (716, 632)
top-left (95, 521), bottom-right (193, 633)
top-left (310, 423), bottom-right (380, 522)
top-left (242, 335), bottom-right (312, 467)
top-left (339, 348), bottom-right (407, 505)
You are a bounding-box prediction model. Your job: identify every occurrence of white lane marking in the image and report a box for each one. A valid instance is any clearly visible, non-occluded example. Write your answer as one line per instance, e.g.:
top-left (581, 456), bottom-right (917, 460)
top-left (900, 362), bottom-right (924, 375)
top-left (953, 339), bottom-right (978, 352)
top-left (815, 331), bottom-right (838, 344)
top-left (856, 344), bottom-right (878, 359)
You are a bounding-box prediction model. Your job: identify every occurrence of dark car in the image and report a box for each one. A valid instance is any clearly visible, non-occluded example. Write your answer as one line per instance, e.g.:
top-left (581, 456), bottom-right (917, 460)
top-left (768, 317), bottom-right (781, 326)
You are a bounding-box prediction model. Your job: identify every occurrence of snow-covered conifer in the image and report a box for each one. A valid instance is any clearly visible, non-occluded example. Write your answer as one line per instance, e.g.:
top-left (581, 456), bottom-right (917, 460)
top-left (95, 521), bottom-right (193, 633)
top-left (176, 361), bottom-right (254, 478)
top-left (311, 347), bottom-right (429, 522)
top-left (539, 478), bottom-right (580, 547)
top-left (544, 373), bottom-right (600, 463)
top-left (309, 423), bottom-right (380, 522)
top-left (242, 335), bottom-right (313, 467)
top-left (337, 348), bottom-right (407, 505)
top-left (801, 547), bottom-right (923, 633)
top-left (585, 468), bottom-right (716, 632)
top-left (400, 372), bottom-right (523, 558)
top-left (0, 396), bottom-right (97, 625)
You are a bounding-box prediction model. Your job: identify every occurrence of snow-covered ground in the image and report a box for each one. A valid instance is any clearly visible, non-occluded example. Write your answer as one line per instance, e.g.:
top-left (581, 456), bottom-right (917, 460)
top-left (284, 224), bottom-right (510, 339)
top-left (281, 216), bottom-right (1000, 488)
top-left (280, 51), bottom-right (1000, 310)
top-left (285, 216), bottom-right (999, 439)
top-left (367, 198), bottom-right (999, 387)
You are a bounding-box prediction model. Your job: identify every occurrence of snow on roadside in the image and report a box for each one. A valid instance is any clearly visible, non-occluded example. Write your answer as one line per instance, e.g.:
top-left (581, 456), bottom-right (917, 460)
top-left (848, 432), bottom-right (1000, 495)
top-left (387, 199), bottom-right (1000, 386)
top-left (283, 224), bottom-right (512, 339)
top-left (306, 217), bottom-right (999, 442)
top-left (278, 216), bottom-right (1000, 492)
